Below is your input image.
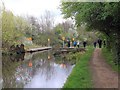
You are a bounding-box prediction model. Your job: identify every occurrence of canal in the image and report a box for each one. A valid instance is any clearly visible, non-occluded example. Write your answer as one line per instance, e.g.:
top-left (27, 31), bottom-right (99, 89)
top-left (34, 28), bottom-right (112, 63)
top-left (2, 50), bottom-right (75, 88)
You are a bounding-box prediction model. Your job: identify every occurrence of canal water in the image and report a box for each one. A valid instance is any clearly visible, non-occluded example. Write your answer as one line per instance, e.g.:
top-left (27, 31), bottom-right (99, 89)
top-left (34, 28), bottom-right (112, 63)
top-left (2, 50), bottom-right (74, 88)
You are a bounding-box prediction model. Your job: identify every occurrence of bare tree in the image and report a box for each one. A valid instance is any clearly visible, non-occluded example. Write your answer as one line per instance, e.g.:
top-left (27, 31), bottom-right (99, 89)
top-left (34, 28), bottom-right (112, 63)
top-left (38, 10), bottom-right (55, 32)
top-left (62, 20), bottom-right (73, 33)
top-left (26, 16), bottom-right (40, 35)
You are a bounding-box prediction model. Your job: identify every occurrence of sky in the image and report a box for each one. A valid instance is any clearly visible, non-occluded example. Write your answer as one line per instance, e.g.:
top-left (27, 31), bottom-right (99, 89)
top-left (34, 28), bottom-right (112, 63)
top-left (1, 0), bottom-right (67, 24)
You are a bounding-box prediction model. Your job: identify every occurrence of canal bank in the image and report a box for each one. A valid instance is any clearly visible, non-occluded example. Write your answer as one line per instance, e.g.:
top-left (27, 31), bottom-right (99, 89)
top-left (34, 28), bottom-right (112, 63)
top-left (63, 47), bottom-right (94, 88)
top-left (2, 46), bottom-right (52, 55)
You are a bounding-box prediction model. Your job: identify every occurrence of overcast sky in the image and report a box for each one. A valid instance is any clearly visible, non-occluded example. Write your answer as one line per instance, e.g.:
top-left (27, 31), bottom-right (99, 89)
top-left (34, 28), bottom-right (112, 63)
top-left (2, 0), bottom-right (67, 24)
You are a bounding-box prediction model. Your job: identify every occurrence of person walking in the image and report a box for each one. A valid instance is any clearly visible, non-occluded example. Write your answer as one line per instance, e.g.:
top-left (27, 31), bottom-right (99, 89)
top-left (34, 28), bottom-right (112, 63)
top-left (103, 39), bottom-right (106, 47)
top-left (77, 40), bottom-right (80, 48)
top-left (67, 40), bottom-right (70, 48)
top-left (93, 41), bottom-right (97, 48)
top-left (98, 38), bottom-right (102, 48)
top-left (83, 41), bottom-right (87, 48)
top-left (73, 41), bottom-right (77, 47)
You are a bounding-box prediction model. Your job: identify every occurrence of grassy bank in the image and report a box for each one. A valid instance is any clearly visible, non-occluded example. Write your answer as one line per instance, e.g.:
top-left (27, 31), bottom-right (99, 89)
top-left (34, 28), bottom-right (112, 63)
top-left (102, 48), bottom-right (120, 73)
top-left (63, 47), bottom-right (94, 88)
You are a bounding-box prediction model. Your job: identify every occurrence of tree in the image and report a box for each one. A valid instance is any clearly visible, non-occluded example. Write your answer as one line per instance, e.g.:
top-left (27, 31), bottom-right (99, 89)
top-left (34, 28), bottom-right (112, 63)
top-left (2, 10), bottom-right (24, 48)
top-left (39, 10), bottom-right (55, 32)
top-left (26, 16), bottom-right (40, 35)
top-left (2, 7), bottom-right (32, 49)
top-left (60, 2), bottom-right (120, 64)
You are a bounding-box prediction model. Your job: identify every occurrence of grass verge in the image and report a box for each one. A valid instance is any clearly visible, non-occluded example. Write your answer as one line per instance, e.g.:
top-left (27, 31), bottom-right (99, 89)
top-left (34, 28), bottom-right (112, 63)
top-left (63, 47), bottom-right (94, 88)
top-left (102, 48), bottom-right (120, 73)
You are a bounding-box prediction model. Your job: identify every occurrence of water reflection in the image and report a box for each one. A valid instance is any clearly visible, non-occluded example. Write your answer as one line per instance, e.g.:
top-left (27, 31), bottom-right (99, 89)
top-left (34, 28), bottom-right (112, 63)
top-left (2, 50), bottom-right (74, 88)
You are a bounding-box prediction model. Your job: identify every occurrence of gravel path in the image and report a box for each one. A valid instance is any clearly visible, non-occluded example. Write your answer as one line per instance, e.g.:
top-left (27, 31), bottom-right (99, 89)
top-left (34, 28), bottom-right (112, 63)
top-left (89, 48), bottom-right (119, 88)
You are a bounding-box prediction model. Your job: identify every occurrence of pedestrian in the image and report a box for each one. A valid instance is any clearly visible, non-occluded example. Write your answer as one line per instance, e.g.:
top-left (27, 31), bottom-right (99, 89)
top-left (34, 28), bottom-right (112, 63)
top-left (97, 38), bottom-right (102, 48)
top-left (103, 39), bottom-right (106, 47)
top-left (77, 40), bottom-right (80, 48)
top-left (93, 41), bottom-right (97, 48)
top-left (73, 41), bottom-right (77, 47)
top-left (67, 40), bottom-right (70, 48)
top-left (83, 41), bottom-right (87, 48)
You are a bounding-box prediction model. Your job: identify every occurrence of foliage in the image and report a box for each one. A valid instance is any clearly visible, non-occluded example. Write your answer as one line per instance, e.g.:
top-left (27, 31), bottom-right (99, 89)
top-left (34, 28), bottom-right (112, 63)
top-left (60, 2), bottom-right (120, 64)
top-left (25, 11), bottom-right (63, 48)
top-left (2, 8), bottom-right (63, 50)
top-left (53, 20), bottom-right (76, 40)
top-left (102, 48), bottom-right (120, 73)
top-left (61, 2), bottom-right (119, 32)
top-left (76, 25), bottom-right (99, 45)
top-left (2, 10), bottom-right (24, 48)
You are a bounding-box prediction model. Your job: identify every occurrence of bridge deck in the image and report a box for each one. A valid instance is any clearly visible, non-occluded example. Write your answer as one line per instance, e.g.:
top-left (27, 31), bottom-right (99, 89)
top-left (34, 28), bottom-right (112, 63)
top-left (26, 47), bottom-right (52, 52)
